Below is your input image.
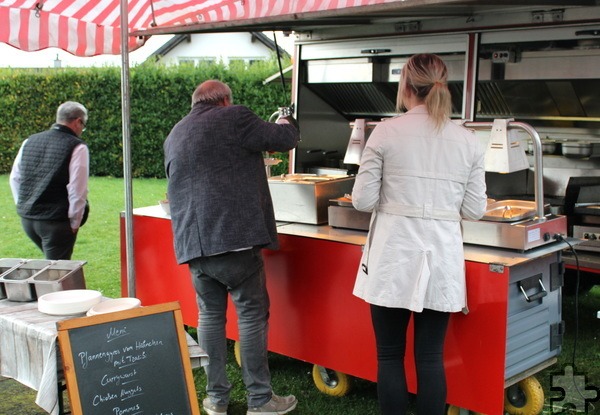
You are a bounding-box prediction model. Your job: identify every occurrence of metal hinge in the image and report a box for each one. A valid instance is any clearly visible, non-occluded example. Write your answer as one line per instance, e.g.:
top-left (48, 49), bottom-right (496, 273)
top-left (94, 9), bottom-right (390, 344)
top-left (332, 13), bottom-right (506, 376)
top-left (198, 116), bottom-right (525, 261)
top-left (532, 9), bottom-right (564, 23)
top-left (550, 321), bottom-right (565, 351)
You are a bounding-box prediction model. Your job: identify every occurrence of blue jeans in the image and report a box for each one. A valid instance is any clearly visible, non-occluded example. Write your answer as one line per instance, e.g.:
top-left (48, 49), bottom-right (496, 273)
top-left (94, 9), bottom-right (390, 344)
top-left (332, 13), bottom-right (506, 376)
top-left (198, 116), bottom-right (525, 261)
top-left (189, 247), bottom-right (272, 407)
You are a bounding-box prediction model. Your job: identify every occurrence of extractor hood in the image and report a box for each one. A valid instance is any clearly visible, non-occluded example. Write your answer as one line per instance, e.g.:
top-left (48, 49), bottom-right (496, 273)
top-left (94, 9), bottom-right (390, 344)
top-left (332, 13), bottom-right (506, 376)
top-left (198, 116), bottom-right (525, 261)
top-left (302, 46), bottom-right (600, 128)
top-left (303, 55), bottom-right (465, 119)
top-left (476, 48), bottom-right (600, 125)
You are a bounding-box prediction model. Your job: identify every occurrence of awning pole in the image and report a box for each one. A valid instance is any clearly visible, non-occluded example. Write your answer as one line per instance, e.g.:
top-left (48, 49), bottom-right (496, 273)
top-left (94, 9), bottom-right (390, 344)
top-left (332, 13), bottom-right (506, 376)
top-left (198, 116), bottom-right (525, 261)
top-left (120, 0), bottom-right (135, 297)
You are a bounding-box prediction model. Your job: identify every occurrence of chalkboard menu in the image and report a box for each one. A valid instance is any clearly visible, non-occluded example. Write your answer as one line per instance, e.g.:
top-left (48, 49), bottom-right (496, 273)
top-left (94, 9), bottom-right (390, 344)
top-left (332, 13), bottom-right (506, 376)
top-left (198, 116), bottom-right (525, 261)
top-left (57, 302), bottom-right (200, 415)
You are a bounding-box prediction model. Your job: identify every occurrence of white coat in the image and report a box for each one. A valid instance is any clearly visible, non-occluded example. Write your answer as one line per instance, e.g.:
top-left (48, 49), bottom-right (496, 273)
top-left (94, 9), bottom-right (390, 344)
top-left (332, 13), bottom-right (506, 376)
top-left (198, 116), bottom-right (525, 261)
top-left (352, 105), bottom-right (487, 312)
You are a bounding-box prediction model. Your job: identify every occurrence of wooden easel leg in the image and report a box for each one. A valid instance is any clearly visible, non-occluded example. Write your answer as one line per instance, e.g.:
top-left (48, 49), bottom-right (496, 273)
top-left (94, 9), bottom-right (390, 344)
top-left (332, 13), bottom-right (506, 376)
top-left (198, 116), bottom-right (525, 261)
top-left (58, 381), bottom-right (69, 415)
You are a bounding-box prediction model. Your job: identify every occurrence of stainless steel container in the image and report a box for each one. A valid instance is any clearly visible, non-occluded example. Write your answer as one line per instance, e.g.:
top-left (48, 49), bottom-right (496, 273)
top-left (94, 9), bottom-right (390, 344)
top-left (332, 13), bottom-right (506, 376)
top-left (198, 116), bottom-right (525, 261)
top-left (0, 258), bottom-right (26, 299)
top-left (32, 260), bottom-right (87, 297)
top-left (481, 200), bottom-right (546, 222)
top-left (268, 174), bottom-right (355, 224)
top-left (1, 259), bottom-right (53, 301)
top-left (463, 207), bottom-right (567, 252)
top-left (462, 199), bottom-right (569, 251)
top-left (328, 197), bottom-right (371, 231)
top-left (527, 140), bottom-right (558, 155)
top-left (328, 205), bottom-right (371, 230)
top-left (561, 142), bottom-right (592, 158)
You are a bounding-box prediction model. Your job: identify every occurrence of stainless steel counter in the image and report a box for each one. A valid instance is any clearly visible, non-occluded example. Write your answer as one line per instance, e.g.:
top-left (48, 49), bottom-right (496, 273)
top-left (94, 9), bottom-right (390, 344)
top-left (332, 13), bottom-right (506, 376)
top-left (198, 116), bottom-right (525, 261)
top-left (276, 221), bottom-right (572, 267)
top-left (562, 250), bottom-right (600, 271)
top-left (134, 205), bottom-right (573, 267)
top-left (276, 222), bottom-right (367, 246)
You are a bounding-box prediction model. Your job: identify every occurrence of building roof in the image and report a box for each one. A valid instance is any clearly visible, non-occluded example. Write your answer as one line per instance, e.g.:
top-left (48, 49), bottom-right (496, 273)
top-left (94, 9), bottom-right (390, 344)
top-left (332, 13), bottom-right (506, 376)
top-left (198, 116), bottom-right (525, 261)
top-left (148, 31), bottom-right (290, 61)
top-left (250, 32), bottom-right (290, 58)
top-left (151, 34), bottom-right (191, 57)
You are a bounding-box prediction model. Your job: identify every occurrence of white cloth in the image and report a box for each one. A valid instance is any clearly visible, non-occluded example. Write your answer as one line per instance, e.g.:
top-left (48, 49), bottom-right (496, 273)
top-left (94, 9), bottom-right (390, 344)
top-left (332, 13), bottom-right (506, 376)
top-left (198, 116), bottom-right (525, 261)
top-left (9, 140), bottom-right (89, 230)
top-left (0, 300), bottom-right (66, 415)
top-left (352, 105), bottom-right (487, 312)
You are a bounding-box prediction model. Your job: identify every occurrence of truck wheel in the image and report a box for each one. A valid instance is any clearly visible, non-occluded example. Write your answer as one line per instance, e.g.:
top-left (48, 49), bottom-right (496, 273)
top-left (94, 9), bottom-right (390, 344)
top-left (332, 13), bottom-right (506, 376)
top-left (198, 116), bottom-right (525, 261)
top-left (234, 341), bottom-right (242, 366)
top-left (504, 376), bottom-right (544, 415)
top-left (312, 365), bottom-right (351, 397)
top-left (447, 405), bottom-right (485, 415)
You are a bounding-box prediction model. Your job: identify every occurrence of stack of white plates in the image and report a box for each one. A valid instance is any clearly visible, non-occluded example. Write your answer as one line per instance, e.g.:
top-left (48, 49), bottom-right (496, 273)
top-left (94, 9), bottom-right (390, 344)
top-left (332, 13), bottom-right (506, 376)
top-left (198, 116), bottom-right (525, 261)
top-left (86, 297), bottom-right (141, 316)
top-left (38, 289), bottom-right (102, 315)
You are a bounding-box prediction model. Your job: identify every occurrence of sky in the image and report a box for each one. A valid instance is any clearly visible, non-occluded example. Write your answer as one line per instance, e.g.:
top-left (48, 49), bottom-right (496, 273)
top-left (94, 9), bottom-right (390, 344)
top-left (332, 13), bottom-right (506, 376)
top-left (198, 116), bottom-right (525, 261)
top-left (0, 32), bottom-right (294, 68)
top-left (0, 35), bottom-right (175, 68)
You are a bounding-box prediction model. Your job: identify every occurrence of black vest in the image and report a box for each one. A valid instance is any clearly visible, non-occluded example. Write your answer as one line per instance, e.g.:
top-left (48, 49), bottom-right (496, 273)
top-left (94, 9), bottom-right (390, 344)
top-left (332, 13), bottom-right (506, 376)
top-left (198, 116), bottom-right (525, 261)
top-left (17, 125), bottom-right (84, 221)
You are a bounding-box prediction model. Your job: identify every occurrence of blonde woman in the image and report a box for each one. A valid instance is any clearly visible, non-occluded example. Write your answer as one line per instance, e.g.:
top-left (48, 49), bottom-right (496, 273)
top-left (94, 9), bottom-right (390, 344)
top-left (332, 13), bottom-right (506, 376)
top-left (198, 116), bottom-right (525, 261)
top-left (351, 54), bottom-right (487, 414)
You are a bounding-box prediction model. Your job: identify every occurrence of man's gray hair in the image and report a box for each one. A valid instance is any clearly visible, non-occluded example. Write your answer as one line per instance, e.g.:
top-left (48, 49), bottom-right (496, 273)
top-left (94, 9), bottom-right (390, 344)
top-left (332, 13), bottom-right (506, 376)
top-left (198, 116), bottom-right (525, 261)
top-left (191, 80), bottom-right (232, 107)
top-left (56, 101), bottom-right (88, 124)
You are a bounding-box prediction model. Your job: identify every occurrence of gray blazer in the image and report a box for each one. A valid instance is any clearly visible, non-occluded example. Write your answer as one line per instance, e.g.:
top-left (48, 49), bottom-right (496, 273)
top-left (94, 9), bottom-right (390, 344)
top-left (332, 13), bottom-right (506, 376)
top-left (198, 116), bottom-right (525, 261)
top-left (164, 103), bottom-right (300, 264)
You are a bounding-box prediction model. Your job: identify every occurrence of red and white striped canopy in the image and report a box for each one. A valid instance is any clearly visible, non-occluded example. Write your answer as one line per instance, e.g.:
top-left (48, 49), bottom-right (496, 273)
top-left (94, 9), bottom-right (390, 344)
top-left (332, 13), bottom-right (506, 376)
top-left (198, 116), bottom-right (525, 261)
top-left (0, 0), bottom-right (397, 56)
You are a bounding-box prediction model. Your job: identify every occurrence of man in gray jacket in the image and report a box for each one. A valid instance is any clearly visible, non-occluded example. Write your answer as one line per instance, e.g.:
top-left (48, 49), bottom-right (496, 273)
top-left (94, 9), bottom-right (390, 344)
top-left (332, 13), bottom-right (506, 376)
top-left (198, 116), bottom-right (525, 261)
top-left (164, 80), bottom-right (300, 415)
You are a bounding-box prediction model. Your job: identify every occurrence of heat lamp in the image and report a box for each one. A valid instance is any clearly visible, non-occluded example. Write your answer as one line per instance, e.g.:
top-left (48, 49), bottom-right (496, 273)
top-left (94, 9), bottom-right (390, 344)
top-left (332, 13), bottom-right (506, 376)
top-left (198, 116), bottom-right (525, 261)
top-left (484, 118), bottom-right (530, 173)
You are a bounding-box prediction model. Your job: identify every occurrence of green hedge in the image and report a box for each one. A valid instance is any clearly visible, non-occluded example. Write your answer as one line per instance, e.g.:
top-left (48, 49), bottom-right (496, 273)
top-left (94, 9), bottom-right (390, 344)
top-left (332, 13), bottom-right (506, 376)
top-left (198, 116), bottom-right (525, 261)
top-left (0, 58), bottom-right (291, 178)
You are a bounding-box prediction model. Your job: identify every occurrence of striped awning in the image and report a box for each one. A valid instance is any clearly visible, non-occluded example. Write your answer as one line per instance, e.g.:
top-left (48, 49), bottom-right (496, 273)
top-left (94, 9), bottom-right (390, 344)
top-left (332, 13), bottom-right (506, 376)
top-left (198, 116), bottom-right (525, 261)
top-left (0, 0), bottom-right (215, 55)
top-left (0, 0), bottom-right (399, 56)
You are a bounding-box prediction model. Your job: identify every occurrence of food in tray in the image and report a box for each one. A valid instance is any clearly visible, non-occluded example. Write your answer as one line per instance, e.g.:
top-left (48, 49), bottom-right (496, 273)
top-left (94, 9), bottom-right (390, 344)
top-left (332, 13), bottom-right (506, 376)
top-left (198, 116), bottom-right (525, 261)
top-left (482, 199), bottom-right (543, 222)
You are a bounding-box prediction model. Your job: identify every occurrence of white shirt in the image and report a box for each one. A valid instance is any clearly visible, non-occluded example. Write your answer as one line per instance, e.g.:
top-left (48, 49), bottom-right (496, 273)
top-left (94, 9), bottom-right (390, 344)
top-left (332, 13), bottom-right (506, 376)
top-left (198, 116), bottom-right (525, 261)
top-left (9, 140), bottom-right (89, 230)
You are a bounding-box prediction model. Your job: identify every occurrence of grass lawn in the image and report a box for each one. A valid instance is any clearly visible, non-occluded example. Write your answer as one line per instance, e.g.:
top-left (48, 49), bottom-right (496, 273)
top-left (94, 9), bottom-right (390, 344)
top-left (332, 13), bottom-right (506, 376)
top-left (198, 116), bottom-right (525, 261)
top-left (0, 175), bottom-right (168, 298)
top-left (1, 175), bottom-right (599, 414)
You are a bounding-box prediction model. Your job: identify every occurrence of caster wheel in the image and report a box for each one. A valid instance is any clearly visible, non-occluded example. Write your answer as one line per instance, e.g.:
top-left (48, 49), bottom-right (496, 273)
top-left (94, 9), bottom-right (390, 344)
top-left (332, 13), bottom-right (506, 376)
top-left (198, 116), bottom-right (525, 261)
top-left (504, 376), bottom-right (544, 415)
top-left (311, 364), bottom-right (351, 397)
top-left (234, 341), bottom-right (242, 366)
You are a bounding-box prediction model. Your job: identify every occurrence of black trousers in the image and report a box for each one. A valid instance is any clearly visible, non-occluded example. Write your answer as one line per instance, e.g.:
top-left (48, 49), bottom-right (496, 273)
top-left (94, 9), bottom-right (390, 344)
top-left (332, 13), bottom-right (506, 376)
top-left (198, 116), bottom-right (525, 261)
top-left (21, 218), bottom-right (77, 260)
top-left (370, 304), bottom-right (450, 415)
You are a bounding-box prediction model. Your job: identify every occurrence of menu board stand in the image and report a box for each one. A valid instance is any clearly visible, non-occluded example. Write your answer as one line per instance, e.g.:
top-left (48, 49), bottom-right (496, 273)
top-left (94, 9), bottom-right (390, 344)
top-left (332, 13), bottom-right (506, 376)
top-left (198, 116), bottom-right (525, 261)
top-left (57, 302), bottom-right (200, 415)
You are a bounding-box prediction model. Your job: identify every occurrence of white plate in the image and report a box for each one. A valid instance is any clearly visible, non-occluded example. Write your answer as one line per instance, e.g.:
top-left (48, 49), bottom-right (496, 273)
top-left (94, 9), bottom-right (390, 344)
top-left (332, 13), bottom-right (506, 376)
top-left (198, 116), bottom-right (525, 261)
top-left (38, 289), bottom-right (102, 315)
top-left (86, 297), bottom-right (141, 316)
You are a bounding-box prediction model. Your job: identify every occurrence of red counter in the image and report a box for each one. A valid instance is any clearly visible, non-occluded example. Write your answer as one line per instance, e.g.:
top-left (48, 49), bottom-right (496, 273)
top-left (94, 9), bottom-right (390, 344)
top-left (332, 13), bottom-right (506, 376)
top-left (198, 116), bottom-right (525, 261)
top-left (121, 206), bottom-right (564, 415)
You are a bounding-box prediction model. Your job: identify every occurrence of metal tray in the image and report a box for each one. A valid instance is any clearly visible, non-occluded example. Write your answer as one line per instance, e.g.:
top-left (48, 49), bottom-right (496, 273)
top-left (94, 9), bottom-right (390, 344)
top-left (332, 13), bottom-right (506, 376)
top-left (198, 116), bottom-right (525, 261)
top-left (270, 173), bottom-right (350, 184)
top-left (269, 176), bottom-right (355, 224)
top-left (1, 259), bottom-right (53, 301)
top-left (329, 196), bottom-right (353, 207)
top-left (32, 260), bottom-right (87, 297)
top-left (0, 258), bottom-right (26, 299)
top-left (482, 200), bottom-right (548, 223)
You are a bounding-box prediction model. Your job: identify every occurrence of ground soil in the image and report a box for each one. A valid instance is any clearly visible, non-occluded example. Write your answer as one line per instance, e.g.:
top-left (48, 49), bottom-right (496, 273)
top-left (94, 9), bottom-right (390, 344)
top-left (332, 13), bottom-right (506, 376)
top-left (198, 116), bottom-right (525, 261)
top-left (0, 377), bottom-right (55, 414)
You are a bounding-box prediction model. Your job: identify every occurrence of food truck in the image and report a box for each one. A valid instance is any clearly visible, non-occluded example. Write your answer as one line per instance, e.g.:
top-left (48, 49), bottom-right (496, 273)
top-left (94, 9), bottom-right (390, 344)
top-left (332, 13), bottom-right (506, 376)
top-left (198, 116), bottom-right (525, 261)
top-left (124, 2), bottom-right (600, 414)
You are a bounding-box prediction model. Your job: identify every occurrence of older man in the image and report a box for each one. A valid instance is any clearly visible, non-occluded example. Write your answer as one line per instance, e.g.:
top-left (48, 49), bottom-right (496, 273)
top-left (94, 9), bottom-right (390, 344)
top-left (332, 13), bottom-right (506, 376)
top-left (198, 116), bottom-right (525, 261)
top-left (10, 101), bottom-right (89, 260)
top-left (164, 80), bottom-right (300, 415)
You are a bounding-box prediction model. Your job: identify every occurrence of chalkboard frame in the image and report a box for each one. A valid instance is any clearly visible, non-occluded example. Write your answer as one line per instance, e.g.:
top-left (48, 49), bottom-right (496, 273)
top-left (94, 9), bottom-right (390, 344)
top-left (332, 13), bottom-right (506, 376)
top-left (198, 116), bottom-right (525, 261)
top-left (57, 301), bottom-right (200, 415)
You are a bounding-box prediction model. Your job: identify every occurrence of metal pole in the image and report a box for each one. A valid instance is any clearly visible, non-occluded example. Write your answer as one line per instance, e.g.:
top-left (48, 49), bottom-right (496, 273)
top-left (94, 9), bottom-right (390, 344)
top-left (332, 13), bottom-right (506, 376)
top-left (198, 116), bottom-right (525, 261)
top-left (462, 33), bottom-right (479, 121)
top-left (120, 0), bottom-right (136, 296)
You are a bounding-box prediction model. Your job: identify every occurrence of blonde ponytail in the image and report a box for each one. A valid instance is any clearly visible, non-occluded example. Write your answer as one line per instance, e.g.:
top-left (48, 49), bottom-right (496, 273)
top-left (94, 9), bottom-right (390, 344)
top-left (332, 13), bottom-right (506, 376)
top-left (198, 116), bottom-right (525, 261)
top-left (396, 54), bottom-right (451, 131)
